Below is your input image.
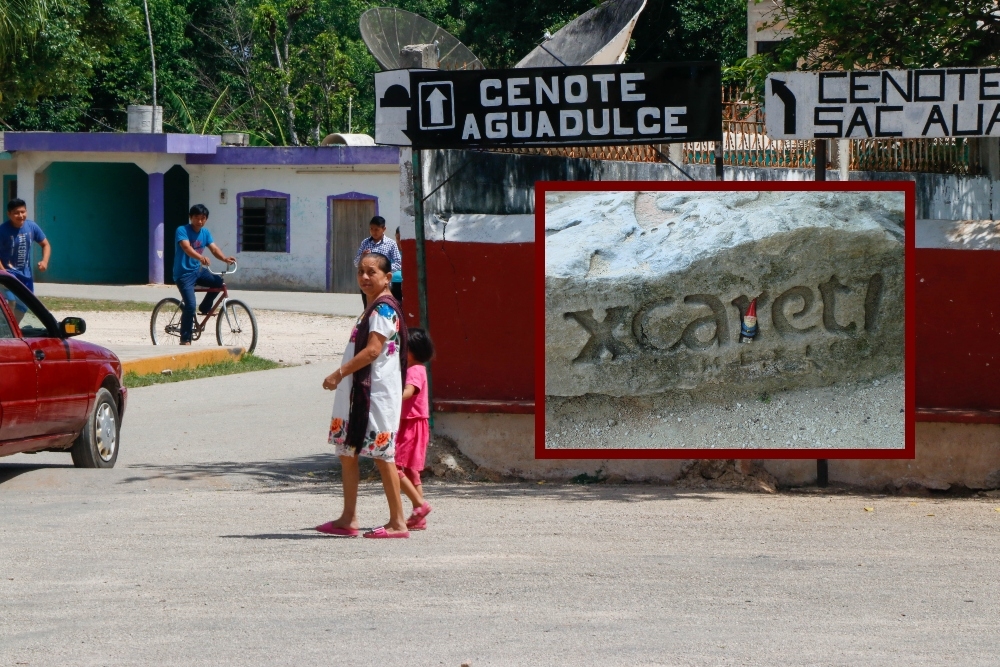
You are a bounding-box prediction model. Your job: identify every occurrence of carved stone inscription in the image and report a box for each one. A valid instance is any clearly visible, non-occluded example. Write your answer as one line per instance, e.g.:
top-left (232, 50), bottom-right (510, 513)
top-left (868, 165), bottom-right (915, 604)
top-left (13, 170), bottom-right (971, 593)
top-left (548, 270), bottom-right (901, 398)
top-left (543, 189), bottom-right (905, 399)
top-left (571, 274), bottom-right (882, 363)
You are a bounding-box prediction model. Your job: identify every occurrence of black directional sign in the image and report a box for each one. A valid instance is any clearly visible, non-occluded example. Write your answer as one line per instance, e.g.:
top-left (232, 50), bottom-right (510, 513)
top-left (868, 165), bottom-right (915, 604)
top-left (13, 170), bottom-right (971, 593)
top-left (375, 62), bottom-right (722, 149)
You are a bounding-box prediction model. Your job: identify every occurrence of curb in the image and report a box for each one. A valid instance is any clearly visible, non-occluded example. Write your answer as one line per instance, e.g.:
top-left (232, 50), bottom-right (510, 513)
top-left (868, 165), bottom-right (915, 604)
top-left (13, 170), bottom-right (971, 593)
top-left (121, 347), bottom-right (245, 376)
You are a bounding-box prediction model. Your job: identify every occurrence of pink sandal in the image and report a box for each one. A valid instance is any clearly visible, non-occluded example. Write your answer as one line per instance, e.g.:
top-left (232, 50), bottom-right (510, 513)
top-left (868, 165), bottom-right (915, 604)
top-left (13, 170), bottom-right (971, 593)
top-left (315, 522), bottom-right (359, 537)
top-left (362, 526), bottom-right (409, 539)
top-left (406, 502), bottom-right (432, 528)
top-left (408, 518), bottom-right (427, 531)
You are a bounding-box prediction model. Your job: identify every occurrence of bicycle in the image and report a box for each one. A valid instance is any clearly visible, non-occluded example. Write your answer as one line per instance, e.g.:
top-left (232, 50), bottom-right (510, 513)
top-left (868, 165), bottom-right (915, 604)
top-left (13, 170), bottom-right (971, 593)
top-left (149, 261), bottom-right (258, 355)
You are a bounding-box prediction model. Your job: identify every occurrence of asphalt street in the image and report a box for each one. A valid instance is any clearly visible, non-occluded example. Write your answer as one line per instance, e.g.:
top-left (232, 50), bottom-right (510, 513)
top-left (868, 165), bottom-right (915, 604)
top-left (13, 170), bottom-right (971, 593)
top-left (2, 363), bottom-right (999, 666)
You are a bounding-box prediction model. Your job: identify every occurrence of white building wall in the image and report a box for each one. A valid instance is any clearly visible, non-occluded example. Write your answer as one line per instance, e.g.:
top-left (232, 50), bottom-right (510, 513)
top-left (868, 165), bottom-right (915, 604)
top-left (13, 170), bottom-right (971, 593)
top-left (747, 0), bottom-right (791, 57)
top-left (187, 164), bottom-right (400, 292)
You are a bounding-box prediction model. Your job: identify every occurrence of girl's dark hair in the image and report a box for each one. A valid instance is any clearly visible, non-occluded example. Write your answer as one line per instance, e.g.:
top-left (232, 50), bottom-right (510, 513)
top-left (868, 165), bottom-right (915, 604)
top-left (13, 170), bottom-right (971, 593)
top-left (408, 327), bottom-right (434, 363)
top-left (189, 204), bottom-right (210, 218)
top-left (360, 252), bottom-right (391, 274)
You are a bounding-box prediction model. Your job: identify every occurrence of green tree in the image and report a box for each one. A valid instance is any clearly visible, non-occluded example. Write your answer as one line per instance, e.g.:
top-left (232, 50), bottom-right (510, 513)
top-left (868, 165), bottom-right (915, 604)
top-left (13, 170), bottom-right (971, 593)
top-left (772, 0), bottom-right (1000, 70)
top-left (629, 0), bottom-right (747, 68)
top-left (0, 0), bottom-right (59, 62)
top-left (461, 0), bottom-right (593, 68)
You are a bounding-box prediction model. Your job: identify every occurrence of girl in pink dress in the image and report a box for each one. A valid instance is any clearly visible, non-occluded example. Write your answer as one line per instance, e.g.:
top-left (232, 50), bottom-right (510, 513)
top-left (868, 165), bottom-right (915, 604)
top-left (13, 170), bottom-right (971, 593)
top-left (395, 328), bottom-right (434, 530)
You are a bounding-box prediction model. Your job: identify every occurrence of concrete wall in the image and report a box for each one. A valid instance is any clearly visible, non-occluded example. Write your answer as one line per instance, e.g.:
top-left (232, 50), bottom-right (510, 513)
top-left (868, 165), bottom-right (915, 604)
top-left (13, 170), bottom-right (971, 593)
top-left (437, 412), bottom-right (1000, 490)
top-left (186, 164), bottom-right (399, 291)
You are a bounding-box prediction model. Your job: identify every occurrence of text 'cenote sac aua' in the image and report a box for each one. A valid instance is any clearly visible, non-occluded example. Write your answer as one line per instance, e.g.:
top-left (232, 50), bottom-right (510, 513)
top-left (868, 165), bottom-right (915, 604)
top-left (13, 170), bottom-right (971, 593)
top-left (765, 68), bottom-right (1000, 139)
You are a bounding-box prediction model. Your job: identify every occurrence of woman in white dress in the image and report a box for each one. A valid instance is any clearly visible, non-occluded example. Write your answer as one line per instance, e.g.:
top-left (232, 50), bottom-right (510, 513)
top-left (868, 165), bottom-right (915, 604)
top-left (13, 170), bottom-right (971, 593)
top-left (318, 252), bottom-right (409, 538)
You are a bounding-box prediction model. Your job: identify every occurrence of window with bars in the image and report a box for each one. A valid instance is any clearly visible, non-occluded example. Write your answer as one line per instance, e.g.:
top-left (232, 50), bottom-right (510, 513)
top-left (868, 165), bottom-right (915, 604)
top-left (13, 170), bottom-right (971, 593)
top-left (240, 196), bottom-right (288, 252)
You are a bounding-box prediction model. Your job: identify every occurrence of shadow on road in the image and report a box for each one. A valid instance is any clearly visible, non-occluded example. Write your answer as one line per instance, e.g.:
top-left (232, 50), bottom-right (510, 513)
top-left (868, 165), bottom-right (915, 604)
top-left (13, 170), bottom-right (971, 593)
top-left (118, 453), bottom-right (335, 489)
top-left (116, 453), bottom-right (753, 503)
top-left (0, 462), bottom-right (74, 486)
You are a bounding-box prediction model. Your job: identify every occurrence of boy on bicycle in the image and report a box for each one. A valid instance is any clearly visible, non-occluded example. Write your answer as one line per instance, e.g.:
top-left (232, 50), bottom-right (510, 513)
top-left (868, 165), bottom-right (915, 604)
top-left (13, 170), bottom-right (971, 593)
top-left (175, 204), bottom-right (236, 345)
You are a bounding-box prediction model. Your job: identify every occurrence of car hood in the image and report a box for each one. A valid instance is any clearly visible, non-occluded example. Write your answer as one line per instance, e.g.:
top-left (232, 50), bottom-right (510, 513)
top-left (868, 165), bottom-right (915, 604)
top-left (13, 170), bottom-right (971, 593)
top-left (69, 338), bottom-right (121, 365)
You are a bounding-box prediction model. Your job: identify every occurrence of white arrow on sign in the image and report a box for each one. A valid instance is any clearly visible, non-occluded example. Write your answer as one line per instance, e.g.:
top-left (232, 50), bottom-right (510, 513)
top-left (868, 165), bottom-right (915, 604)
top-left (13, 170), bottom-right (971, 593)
top-left (418, 81), bottom-right (455, 130)
top-left (426, 88), bottom-right (448, 125)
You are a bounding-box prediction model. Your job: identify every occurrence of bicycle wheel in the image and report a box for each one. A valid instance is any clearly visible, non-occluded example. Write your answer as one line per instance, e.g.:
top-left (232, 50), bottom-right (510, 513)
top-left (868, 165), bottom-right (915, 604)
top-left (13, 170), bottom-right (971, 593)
top-left (150, 298), bottom-right (183, 345)
top-left (216, 299), bottom-right (258, 355)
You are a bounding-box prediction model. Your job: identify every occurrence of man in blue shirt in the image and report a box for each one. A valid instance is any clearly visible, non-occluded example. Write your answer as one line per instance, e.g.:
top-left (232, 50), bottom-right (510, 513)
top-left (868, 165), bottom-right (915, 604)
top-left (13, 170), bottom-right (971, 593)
top-left (0, 198), bottom-right (51, 292)
top-left (354, 215), bottom-right (401, 307)
top-left (174, 204), bottom-right (236, 345)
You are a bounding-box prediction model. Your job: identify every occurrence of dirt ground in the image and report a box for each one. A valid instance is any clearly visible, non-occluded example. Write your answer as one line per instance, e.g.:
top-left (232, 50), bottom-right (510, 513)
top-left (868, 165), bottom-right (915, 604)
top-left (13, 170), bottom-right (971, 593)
top-left (545, 372), bottom-right (905, 450)
top-left (51, 308), bottom-right (356, 366)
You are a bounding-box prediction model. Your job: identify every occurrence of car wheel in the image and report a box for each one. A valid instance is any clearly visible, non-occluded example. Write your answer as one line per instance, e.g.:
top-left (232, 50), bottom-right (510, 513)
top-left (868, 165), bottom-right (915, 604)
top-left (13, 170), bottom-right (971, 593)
top-left (71, 387), bottom-right (120, 469)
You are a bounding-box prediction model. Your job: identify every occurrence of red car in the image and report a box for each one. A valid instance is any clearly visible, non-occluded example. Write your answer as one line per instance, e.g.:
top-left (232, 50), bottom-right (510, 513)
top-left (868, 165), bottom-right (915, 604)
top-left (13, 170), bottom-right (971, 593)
top-left (0, 271), bottom-right (126, 468)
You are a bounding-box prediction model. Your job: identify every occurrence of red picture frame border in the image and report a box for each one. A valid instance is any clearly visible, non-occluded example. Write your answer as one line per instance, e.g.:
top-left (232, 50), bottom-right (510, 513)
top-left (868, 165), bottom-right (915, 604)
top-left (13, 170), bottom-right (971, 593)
top-left (534, 180), bottom-right (917, 460)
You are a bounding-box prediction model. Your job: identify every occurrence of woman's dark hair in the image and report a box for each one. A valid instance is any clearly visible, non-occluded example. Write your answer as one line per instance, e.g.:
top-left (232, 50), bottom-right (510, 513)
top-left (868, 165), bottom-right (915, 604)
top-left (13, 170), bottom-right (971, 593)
top-left (189, 203), bottom-right (210, 218)
top-left (370, 215), bottom-right (386, 228)
top-left (359, 251), bottom-right (391, 274)
top-left (408, 327), bottom-right (434, 363)
top-left (6, 198), bottom-right (26, 212)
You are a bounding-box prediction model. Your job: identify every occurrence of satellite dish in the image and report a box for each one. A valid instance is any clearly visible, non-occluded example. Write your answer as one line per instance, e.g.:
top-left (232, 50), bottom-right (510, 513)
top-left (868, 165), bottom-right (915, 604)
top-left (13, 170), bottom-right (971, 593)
top-left (515, 0), bottom-right (647, 68)
top-left (360, 7), bottom-right (484, 71)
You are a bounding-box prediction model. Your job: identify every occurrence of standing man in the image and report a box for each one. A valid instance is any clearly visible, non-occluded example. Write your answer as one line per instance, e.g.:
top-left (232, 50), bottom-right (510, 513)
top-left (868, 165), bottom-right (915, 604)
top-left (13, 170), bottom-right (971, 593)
top-left (354, 215), bottom-right (401, 308)
top-left (0, 198), bottom-right (51, 292)
top-left (174, 204), bottom-right (236, 345)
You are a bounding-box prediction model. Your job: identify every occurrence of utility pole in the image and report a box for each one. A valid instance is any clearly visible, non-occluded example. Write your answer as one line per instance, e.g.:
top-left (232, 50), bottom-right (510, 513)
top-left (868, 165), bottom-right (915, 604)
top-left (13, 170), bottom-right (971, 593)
top-left (142, 0), bottom-right (158, 132)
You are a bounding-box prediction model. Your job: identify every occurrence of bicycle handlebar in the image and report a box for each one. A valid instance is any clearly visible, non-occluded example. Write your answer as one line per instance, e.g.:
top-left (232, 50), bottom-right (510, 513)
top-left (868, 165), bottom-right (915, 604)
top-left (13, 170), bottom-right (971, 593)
top-left (208, 260), bottom-right (238, 277)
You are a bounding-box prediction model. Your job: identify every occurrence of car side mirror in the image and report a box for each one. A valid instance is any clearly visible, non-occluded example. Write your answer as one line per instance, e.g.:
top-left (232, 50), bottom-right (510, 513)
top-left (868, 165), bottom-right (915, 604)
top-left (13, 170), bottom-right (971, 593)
top-left (60, 317), bottom-right (86, 337)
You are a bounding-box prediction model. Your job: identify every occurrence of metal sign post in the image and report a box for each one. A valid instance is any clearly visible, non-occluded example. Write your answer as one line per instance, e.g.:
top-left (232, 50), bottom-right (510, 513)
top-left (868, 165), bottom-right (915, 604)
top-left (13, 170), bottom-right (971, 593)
top-left (815, 138), bottom-right (827, 486)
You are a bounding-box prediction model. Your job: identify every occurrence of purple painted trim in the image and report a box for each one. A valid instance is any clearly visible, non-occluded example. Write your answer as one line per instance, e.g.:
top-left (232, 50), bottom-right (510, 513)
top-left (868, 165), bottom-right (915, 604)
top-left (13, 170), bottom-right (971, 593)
top-left (4, 132), bottom-right (221, 154)
top-left (326, 192), bottom-right (379, 292)
top-left (186, 146), bottom-right (398, 165)
top-left (148, 173), bottom-right (165, 284)
top-left (236, 189), bottom-right (291, 254)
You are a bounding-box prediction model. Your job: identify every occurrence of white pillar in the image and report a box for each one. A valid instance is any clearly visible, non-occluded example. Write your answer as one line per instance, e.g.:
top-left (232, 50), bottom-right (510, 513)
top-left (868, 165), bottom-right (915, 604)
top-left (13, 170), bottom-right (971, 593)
top-left (15, 156), bottom-right (37, 220)
top-left (838, 139), bottom-right (850, 182)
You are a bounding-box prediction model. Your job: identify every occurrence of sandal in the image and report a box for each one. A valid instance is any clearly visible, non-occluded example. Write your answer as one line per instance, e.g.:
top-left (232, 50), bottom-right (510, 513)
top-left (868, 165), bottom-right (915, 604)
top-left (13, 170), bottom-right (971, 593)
top-left (362, 526), bottom-right (409, 539)
top-left (315, 522), bottom-right (359, 537)
top-left (407, 517), bottom-right (427, 531)
top-left (407, 502), bottom-right (432, 524)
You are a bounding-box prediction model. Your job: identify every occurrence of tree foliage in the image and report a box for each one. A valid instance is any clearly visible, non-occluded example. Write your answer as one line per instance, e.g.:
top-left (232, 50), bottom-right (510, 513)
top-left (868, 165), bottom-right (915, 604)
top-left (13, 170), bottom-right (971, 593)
top-left (772, 0), bottom-right (1000, 70)
top-left (0, 0), bottom-right (752, 140)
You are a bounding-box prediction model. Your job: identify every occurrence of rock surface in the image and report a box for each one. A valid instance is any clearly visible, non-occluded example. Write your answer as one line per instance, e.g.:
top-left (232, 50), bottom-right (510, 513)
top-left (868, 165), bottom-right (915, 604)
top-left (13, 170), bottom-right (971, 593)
top-left (545, 190), bottom-right (905, 400)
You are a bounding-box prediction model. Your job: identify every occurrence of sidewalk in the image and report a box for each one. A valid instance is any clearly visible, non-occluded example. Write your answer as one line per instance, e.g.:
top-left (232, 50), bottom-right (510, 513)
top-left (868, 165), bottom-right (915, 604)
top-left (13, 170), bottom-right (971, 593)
top-left (35, 283), bottom-right (363, 317)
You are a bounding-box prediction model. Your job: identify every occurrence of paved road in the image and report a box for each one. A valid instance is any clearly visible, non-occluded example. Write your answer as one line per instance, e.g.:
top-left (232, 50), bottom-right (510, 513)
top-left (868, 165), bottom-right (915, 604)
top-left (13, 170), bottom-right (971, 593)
top-left (2, 364), bottom-right (999, 665)
top-left (35, 282), bottom-right (364, 317)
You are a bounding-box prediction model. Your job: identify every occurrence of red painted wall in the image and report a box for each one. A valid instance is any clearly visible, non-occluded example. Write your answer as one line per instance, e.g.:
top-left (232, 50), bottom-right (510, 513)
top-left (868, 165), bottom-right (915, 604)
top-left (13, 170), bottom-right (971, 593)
top-left (399, 239), bottom-right (535, 405)
top-left (915, 248), bottom-right (1000, 413)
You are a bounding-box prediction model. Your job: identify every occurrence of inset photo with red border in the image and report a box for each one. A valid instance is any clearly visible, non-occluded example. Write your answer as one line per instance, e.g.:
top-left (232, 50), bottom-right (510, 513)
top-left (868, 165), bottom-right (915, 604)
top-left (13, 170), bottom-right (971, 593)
top-left (535, 181), bottom-right (916, 459)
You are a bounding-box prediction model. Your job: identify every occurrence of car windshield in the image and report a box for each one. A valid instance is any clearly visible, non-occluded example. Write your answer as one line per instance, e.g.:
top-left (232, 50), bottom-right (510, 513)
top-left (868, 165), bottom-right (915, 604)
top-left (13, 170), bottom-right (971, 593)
top-left (1, 285), bottom-right (51, 337)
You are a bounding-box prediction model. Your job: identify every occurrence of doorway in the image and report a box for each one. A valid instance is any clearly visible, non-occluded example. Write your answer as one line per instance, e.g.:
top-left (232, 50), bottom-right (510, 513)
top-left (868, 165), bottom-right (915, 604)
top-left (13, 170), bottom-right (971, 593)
top-left (329, 195), bottom-right (377, 293)
top-left (35, 162), bottom-right (148, 284)
top-left (163, 165), bottom-right (189, 282)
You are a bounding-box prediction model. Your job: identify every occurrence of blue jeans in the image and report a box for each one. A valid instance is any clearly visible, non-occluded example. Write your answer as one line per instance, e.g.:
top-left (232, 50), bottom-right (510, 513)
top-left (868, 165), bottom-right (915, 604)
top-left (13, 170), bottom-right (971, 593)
top-left (176, 268), bottom-right (224, 343)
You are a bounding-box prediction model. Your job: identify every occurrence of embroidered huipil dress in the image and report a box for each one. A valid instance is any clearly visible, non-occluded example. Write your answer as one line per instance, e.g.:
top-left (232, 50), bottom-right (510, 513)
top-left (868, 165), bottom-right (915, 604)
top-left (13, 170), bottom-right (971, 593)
top-left (328, 302), bottom-right (402, 461)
